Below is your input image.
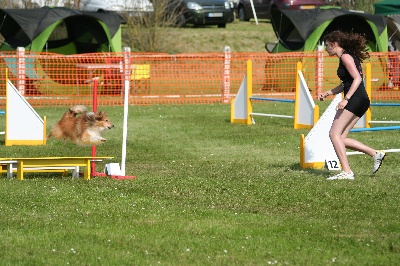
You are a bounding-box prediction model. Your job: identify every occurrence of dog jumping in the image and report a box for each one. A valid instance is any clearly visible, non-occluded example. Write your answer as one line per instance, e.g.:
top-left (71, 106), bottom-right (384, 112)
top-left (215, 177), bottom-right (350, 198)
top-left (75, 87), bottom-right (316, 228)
top-left (47, 105), bottom-right (114, 146)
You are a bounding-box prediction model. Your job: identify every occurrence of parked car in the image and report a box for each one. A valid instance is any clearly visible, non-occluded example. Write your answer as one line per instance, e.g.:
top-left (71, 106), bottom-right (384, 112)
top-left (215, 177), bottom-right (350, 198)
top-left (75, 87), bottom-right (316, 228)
top-left (237, 0), bottom-right (325, 21)
top-left (167, 0), bottom-right (233, 28)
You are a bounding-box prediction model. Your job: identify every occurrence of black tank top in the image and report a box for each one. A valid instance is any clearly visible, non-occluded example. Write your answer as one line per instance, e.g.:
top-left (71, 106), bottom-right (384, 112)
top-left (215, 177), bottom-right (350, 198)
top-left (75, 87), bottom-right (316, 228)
top-left (337, 51), bottom-right (369, 99)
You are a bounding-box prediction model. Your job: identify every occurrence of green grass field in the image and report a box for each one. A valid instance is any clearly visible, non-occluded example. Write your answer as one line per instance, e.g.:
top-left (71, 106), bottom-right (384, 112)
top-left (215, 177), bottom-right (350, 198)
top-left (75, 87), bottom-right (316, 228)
top-left (123, 20), bottom-right (276, 53)
top-left (1, 103), bottom-right (399, 265)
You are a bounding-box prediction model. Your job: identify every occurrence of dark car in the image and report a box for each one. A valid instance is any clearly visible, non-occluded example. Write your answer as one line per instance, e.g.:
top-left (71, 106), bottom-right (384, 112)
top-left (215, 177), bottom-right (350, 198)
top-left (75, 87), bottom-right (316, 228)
top-left (237, 0), bottom-right (325, 21)
top-left (168, 0), bottom-right (233, 28)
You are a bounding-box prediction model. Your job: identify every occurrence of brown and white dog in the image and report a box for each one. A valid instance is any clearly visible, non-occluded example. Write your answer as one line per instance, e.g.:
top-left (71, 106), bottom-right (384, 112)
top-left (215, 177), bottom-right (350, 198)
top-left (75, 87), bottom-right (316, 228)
top-left (47, 105), bottom-right (114, 146)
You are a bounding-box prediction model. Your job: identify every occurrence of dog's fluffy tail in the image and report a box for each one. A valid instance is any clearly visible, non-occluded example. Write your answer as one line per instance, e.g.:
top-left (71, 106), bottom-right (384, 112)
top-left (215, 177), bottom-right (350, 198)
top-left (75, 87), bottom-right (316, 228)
top-left (69, 105), bottom-right (88, 115)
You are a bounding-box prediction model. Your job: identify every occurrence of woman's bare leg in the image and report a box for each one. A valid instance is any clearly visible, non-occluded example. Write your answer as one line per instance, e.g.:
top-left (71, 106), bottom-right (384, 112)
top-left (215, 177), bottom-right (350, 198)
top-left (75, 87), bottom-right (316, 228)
top-left (329, 109), bottom-right (376, 173)
top-left (343, 138), bottom-right (376, 156)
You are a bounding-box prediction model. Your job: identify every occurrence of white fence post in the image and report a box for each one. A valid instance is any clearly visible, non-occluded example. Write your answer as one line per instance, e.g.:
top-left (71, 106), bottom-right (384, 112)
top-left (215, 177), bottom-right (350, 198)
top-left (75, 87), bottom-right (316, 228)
top-left (317, 44), bottom-right (324, 96)
top-left (223, 46), bottom-right (231, 103)
top-left (17, 47), bottom-right (25, 96)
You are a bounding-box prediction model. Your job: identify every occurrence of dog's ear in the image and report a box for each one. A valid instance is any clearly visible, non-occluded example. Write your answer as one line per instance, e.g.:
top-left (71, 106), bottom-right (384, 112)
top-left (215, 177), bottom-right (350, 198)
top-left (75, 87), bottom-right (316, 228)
top-left (96, 111), bottom-right (106, 120)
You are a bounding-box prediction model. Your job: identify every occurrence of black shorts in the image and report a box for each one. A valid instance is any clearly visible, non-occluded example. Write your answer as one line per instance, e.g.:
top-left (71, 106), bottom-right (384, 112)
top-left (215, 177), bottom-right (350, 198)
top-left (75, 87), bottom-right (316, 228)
top-left (345, 96), bottom-right (370, 117)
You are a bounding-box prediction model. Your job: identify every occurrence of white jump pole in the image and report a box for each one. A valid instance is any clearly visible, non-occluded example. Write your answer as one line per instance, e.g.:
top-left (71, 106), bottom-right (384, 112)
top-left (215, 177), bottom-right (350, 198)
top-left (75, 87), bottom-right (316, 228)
top-left (121, 47), bottom-right (131, 176)
top-left (347, 149), bottom-right (400, 156)
top-left (101, 47), bottom-right (135, 179)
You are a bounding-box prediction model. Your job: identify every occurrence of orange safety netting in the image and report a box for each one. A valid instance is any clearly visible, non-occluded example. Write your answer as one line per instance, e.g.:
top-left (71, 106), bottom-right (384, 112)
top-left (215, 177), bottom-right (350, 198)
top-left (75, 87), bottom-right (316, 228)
top-left (0, 51), bottom-right (399, 108)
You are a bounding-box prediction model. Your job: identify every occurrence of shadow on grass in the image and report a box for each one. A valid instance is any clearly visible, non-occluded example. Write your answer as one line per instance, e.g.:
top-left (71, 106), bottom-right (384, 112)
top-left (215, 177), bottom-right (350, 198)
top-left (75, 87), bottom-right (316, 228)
top-left (4, 172), bottom-right (78, 180)
top-left (289, 163), bottom-right (329, 176)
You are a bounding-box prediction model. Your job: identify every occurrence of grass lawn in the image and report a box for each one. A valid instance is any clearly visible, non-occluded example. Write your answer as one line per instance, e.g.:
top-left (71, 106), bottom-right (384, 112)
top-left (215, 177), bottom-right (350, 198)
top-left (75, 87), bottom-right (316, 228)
top-left (0, 103), bottom-right (399, 265)
top-left (123, 20), bottom-right (277, 53)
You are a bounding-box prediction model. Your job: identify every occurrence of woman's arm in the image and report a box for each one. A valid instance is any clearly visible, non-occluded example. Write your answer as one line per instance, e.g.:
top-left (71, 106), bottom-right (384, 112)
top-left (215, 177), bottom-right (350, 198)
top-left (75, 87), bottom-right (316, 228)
top-left (318, 84), bottom-right (343, 100)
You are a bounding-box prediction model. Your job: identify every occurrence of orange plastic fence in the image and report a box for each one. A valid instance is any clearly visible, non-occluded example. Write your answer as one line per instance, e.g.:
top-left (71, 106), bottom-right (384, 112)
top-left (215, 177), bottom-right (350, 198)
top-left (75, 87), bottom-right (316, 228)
top-left (0, 50), bottom-right (399, 108)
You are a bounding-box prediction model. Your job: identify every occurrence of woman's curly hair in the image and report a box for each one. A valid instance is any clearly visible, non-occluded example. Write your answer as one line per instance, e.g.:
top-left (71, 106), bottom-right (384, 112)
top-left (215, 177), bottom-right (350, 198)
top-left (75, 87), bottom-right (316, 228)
top-left (323, 30), bottom-right (370, 62)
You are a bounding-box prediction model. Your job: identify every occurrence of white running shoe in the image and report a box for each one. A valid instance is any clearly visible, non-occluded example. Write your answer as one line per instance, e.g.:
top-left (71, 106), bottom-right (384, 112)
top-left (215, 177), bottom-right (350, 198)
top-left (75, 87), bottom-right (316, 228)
top-left (372, 151), bottom-right (386, 174)
top-left (327, 171), bottom-right (354, 180)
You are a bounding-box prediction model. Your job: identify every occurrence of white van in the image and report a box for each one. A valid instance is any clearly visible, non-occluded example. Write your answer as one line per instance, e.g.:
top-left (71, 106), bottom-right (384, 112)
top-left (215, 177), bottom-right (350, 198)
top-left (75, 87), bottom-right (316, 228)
top-left (11, 0), bottom-right (153, 12)
top-left (79, 0), bottom-right (154, 13)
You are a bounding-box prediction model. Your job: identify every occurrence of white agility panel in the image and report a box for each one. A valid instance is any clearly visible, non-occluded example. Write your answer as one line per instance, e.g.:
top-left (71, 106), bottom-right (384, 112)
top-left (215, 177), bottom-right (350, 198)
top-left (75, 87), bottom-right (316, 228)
top-left (230, 60), bottom-right (253, 125)
top-left (230, 75), bottom-right (250, 124)
top-left (300, 94), bottom-right (342, 169)
top-left (294, 69), bottom-right (319, 129)
top-left (5, 79), bottom-right (46, 146)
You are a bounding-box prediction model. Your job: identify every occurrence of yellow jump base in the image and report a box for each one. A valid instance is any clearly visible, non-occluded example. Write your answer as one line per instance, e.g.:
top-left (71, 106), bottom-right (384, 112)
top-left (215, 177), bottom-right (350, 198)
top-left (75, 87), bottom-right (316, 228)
top-left (0, 157), bottom-right (113, 180)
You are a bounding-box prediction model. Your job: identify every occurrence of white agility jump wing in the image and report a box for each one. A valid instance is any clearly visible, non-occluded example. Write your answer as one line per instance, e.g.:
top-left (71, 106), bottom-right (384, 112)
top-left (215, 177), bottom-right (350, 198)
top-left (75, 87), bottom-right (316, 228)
top-left (294, 69), bottom-right (319, 129)
top-left (5, 80), bottom-right (46, 146)
top-left (300, 94), bottom-right (342, 169)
